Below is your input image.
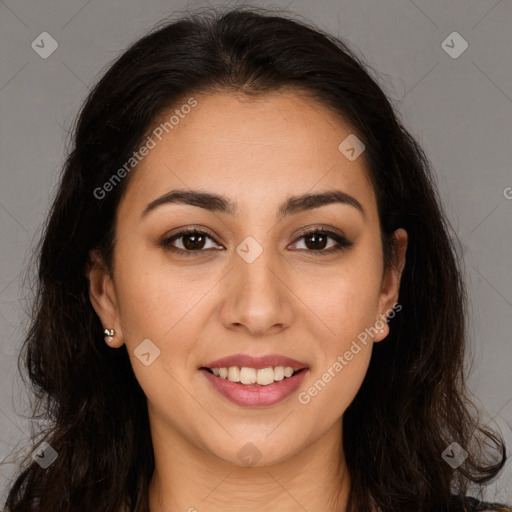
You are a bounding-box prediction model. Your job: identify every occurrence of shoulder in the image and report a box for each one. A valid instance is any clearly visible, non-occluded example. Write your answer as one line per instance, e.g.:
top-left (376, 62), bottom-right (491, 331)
top-left (449, 495), bottom-right (512, 512)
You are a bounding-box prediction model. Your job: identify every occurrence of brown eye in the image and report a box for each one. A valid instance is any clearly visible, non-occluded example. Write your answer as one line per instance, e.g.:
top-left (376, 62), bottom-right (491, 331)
top-left (161, 227), bottom-right (353, 257)
top-left (160, 229), bottom-right (222, 255)
top-left (181, 232), bottom-right (207, 250)
top-left (290, 227), bottom-right (353, 255)
top-left (304, 232), bottom-right (329, 250)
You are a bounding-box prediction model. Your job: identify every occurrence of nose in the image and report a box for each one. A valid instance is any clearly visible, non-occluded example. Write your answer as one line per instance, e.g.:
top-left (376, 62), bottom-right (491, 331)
top-left (219, 247), bottom-right (295, 337)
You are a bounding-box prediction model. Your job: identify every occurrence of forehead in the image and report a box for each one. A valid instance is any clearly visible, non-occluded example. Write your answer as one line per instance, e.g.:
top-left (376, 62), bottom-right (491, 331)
top-left (118, 90), bottom-right (377, 222)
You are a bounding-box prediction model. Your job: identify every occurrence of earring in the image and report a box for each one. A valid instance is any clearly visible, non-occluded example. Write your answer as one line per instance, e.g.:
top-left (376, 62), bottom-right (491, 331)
top-left (104, 328), bottom-right (116, 344)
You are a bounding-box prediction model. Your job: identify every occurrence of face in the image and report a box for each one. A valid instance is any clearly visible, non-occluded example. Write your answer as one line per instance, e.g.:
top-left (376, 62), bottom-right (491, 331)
top-left (88, 90), bottom-right (407, 468)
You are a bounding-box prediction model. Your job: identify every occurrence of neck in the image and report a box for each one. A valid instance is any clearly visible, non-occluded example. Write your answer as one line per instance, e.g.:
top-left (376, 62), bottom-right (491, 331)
top-left (147, 418), bottom-right (350, 511)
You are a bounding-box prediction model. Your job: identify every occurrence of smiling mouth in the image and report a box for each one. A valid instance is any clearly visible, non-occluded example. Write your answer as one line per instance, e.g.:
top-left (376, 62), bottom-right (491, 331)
top-left (200, 366), bottom-right (307, 386)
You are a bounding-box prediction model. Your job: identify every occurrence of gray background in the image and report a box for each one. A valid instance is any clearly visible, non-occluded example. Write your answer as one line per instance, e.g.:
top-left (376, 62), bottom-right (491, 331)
top-left (1, 0), bottom-right (511, 506)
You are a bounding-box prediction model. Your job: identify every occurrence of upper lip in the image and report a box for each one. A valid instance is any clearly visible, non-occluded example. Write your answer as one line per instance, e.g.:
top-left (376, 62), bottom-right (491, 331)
top-left (202, 354), bottom-right (309, 371)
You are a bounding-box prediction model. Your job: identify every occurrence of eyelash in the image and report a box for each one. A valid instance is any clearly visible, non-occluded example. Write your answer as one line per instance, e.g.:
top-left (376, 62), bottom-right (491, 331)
top-left (160, 226), bottom-right (353, 257)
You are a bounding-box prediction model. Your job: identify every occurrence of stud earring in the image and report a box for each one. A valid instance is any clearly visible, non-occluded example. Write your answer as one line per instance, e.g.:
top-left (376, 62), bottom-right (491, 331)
top-left (104, 328), bottom-right (116, 344)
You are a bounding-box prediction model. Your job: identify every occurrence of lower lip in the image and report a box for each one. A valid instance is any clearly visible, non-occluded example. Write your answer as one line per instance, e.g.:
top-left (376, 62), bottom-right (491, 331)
top-left (200, 368), bottom-right (308, 407)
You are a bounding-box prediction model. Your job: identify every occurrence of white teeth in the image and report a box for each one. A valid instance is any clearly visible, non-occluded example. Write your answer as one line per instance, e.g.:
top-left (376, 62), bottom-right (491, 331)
top-left (256, 367), bottom-right (274, 386)
top-left (284, 367), bottom-right (294, 378)
top-left (228, 366), bottom-right (240, 382)
top-left (239, 367), bottom-right (257, 384)
top-left (273, 366), bottom-right (285, 381)
top-left (208, 366), bottom-right (299, 386)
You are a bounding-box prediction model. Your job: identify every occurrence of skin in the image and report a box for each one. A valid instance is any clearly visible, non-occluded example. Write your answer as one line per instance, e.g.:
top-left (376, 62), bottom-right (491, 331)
top-left (87, 90), bottom-right (408, 512)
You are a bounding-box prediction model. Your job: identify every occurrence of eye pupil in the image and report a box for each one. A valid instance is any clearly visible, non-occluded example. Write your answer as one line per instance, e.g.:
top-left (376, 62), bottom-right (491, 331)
top-left (183, 233), bottom-right (205, 250)
top-left (305, 233), bottom-right (327, 250)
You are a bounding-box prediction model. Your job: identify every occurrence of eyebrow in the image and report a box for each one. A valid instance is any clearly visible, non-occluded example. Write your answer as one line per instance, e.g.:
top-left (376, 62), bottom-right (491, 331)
top-left (141, 189), bottom-right (365, 221)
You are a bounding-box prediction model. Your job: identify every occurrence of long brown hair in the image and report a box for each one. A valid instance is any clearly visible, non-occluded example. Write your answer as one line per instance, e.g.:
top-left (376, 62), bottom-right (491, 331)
top-left (2, 6), bottom-right (508, 512)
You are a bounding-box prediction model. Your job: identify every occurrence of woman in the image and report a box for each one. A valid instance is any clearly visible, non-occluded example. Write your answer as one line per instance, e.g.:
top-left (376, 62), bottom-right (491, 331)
top-left (2, 6), bottom-right (510, 512)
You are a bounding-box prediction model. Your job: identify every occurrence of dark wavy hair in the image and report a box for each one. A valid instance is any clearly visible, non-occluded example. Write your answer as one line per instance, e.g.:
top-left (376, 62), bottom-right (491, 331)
top-left (2, 6), bottom-right (509, 512)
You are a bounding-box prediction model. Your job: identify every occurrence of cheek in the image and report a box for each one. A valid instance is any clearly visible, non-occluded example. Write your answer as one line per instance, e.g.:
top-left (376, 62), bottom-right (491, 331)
top-left (112, 238), bottom-right (189, 336)
top-left (112, 247), bottom-right (215, 379)
top-left (297, 334), bottom-right (373, 428)
top-left (112, 261), bottom-right (201, 404)
top-left (113, 265), bottom-right (166, 341)
top-left (298, 259), bottom-right (382, 339)
top-left (294, 254), bottom-right (381, 417)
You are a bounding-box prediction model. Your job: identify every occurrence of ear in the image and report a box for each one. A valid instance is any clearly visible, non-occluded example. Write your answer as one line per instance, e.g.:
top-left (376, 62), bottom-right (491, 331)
top-left (374, 228), bottom-right (408, 342)
top-left (84, 250), bottom-right (125, 348)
